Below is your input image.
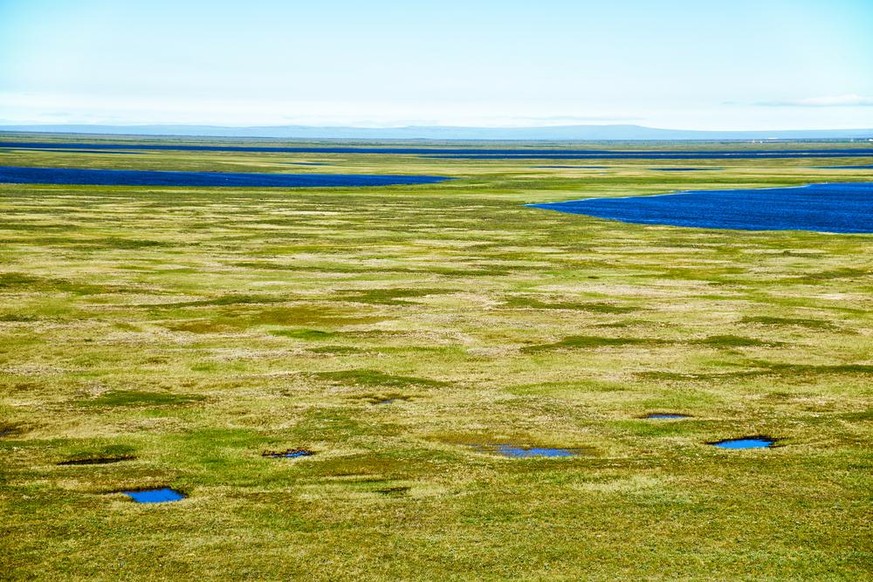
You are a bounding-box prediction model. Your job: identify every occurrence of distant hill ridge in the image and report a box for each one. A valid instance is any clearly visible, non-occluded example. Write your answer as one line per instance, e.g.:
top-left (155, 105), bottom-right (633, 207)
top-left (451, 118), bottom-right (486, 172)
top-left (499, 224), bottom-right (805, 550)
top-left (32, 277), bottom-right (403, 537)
top-left (1, 123), bottom-right (872, 141)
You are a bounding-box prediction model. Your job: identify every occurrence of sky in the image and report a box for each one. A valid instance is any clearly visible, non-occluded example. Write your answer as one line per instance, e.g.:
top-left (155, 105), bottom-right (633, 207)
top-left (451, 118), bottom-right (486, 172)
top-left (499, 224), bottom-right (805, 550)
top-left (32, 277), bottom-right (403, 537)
top-left (1, 0), bottom-right (872, 130)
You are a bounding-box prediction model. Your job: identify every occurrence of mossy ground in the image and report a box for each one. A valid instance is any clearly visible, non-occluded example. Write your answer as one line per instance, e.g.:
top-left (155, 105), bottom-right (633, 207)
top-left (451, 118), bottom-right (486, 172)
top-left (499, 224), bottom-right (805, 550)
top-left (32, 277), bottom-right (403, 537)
top-left (1, 137), bottom-right (871, 580)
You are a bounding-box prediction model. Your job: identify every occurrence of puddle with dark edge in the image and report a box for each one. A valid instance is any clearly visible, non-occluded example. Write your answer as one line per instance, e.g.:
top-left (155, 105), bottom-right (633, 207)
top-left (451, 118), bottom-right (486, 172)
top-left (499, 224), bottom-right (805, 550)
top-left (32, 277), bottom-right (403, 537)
top-left (360, 394), bottom-right (411, 405)
top-left (650, 167), bottom-right (721, 172)
top-left (816, 164), bottom-right (873, 169)
top-left (376, 486), bottom-right (410, 496)
top-left (533, 165), bottom-right (608, 169)
top-left (262, 448), bottom-right (314, 459)
top-left (0, 423), bottom-right (24, 437)
top-left (123, 488), bottom-right (185, 503)
top-left (496, 445), bottom-right (575, 458)
top-left (709, 436), bottom-right (777, 449)
top-left (644, 413), bottom-right (690, 419)
top-left (58, 455), bottom-right (136, 465)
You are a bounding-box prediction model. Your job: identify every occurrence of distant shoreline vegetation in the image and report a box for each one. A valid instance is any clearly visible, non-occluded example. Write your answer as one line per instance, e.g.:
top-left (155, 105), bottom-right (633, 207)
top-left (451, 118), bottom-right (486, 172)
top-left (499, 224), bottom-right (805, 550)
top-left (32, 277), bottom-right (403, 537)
top-left (2, 140), bottom-right (873, 159)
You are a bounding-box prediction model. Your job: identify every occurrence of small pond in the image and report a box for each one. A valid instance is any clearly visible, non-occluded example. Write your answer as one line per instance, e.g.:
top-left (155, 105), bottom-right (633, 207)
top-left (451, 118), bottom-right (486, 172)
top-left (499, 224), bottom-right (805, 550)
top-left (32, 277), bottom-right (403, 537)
top-left (124, 487), bottom-right (186, 503)
top-left (262, 448), bottom-right (314, 459)
top-left (650, 167), bottom-right (721, 172)
top-left (709, 437), bottom-right (776, 449)
top-left (496, 445), bottom-right (575, 458)
top-left (533, 165), bottom-right (608, 169)
top-left (817, 164), bottom-right (873, 170)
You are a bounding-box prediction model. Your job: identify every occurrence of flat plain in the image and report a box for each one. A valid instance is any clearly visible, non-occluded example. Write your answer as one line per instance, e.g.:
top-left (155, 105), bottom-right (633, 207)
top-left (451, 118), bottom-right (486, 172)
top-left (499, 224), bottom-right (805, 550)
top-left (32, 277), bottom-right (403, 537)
top-left (1, 135), bottom-right (871, 580)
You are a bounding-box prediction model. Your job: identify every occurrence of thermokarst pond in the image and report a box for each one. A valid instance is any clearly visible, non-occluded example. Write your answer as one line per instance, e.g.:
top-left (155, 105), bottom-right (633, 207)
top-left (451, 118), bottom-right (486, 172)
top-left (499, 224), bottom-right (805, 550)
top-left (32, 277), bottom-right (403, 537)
top-left (643, 413), bottom-right (690, 419)
top-left (650, 167), bottom-right (721, 171)
top-left (262, 448), bottom-right (315, 459)
top-left (123, 488), bottom-right (186, 503)
top-left (529, 182), bottom-right (873, 233)
top-left (709, 437), bottom-right (778, 449)
top-left (495, 445), bottom-right (576, 458)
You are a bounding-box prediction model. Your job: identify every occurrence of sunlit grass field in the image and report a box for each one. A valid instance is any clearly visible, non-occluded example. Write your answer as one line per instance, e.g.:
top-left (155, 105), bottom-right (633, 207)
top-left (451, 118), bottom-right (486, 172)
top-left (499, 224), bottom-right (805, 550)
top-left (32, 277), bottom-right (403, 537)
top-left (1, 136), bottom-right (871, 580)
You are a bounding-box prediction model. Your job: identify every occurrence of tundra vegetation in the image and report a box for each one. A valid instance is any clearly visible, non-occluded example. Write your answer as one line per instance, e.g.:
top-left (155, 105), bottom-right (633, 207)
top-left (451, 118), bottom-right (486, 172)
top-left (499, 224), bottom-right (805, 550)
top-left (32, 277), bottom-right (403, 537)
top-left (1, 135), bottom-right (871, 580)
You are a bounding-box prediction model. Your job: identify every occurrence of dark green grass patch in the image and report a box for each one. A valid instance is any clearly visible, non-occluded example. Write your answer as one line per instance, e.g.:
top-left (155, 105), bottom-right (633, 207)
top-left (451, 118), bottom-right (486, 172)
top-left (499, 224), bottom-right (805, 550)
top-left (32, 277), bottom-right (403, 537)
top-left (0, 272), bottom-right (119, 295)
top-left (503, 296), bottom-right (638, 313)
top-left (638, 362), bottom-right (873, 382)
top-left (522, 335), bottom-right (670, 353)
top-left (161, 305), bottom-right (384, 333)
top-left (740, 315), bottom-right (840, 330)
top-left (308, 345), bottom-right (367, 355)
top-left (694, 335), bottom-right (778, 348)
top-left (791, 267), bottom-right (870, 283)
top-left (270, 328), bottom-right (337, 340)
top-left (78, 390), bottom-right (205, 408)
top-left (159, 294), bottom-right (288, 308)
top-left (335, 287), bottom-right (455, 305)
top-left (315, 369), bottom-right (450, 389)
top-left (100, 237), bottom-right (169, 250)
top-left (0, 313), bottom-right (38, 322)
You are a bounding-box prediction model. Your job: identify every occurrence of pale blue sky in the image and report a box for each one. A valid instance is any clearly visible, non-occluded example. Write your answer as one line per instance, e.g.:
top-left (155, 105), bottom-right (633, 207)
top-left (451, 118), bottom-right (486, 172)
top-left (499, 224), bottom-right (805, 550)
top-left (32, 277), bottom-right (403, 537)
top-left (1, 0), bottom-right (872, 129)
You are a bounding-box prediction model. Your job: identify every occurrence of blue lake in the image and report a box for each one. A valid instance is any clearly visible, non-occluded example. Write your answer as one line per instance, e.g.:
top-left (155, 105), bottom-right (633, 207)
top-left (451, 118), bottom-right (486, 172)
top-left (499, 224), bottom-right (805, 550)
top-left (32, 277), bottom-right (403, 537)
top-left (124, 488), bottom-right (185, 503)
top-left (529, 183), bottom-right (873, 233)
top-left (2, 141), bottom-right (873, 159)
top-left (0, 166), bottom-right (449, 187)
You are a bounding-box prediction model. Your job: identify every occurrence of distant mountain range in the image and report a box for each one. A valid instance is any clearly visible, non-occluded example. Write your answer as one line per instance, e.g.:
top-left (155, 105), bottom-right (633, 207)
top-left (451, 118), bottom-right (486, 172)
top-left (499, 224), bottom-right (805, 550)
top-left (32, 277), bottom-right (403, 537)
top-left (1, 124), bottom-right (872, 141)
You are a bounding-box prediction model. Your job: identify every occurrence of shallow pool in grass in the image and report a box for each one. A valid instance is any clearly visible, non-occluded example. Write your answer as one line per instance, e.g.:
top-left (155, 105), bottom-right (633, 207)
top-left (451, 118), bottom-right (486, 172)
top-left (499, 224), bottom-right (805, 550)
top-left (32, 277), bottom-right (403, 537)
top-left (496, 445), bottom-right (575, 458)
top-left (124, 488), bottom-right (185, 503)
top-left (529, 183), bottom-right (873, 233)
top-left (0, 166), bottom-right (450, 188)
top-left (709, 437), bottom-right (777, 449)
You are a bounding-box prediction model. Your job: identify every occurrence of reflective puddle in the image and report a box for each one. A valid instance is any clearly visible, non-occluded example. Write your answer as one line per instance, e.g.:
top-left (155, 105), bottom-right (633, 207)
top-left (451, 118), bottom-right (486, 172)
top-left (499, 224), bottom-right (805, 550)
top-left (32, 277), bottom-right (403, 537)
top-left (644, 413), bottom-right (689, 420)
top-left (496, 445), bottom-right (575, 458)
top-left (124, 488), bottom-right (185, 503)
top-left (262, 448), bottom-right (314, 459)
top-left (709, 436), bottom-right (776, 449)
top-left (58, 455), bottom-right (136, 465)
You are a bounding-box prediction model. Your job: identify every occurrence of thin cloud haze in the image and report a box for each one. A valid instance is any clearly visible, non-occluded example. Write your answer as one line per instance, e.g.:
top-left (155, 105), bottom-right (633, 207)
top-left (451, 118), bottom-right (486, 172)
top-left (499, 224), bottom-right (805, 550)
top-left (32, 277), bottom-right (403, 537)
top-left (1, 0), bottom-right (872, 130)
top-left (757, 94), bottom-right (873, 107)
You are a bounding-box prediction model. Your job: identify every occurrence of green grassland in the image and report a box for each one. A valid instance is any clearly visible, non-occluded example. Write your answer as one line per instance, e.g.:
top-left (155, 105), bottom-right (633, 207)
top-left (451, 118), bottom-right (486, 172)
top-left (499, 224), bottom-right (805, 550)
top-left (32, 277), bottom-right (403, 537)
top-left (1, 137), bottom-right (871, 580)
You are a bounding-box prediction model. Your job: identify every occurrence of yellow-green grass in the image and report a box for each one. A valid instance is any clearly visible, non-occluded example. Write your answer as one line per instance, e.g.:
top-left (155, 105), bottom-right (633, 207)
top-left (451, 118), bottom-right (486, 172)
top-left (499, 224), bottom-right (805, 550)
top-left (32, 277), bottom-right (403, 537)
top-left (1, 139), bottom-right (871, 580)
